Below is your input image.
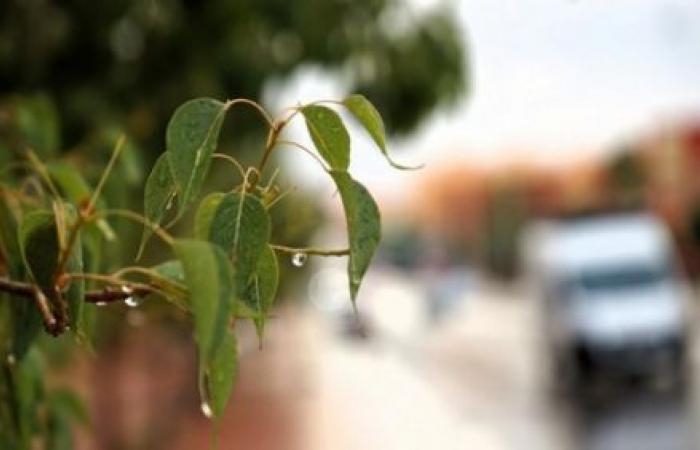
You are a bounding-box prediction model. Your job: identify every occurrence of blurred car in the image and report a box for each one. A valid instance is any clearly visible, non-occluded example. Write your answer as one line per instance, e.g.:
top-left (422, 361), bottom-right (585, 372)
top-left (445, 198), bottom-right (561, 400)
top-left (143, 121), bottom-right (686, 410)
top-left (523, 212), bottom-right (692, 389)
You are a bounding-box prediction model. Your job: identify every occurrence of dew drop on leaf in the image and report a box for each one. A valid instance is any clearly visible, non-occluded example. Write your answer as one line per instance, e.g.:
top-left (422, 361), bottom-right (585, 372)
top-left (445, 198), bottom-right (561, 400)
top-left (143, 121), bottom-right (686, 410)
top-left (200, 401), bottom-right (213, 419)
top-left (291, 252), bottom-right (307, 267)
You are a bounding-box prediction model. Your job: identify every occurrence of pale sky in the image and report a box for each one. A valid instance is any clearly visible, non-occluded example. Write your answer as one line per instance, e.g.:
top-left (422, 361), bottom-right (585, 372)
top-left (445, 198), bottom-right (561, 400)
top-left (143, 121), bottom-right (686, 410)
top-left (264, 0), bottom-right (700, 196)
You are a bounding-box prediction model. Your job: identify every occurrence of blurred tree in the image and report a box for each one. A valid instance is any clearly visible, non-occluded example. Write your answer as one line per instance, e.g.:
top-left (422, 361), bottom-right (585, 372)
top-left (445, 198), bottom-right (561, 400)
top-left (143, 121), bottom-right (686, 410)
top-left (0, 0), bottom-right (467, 151)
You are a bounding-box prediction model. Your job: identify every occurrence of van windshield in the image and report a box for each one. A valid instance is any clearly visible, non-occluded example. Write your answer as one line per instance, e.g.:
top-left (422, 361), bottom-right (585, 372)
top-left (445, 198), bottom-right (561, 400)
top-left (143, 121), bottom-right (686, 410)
top-left (577, 265), bottom-right (668, 292)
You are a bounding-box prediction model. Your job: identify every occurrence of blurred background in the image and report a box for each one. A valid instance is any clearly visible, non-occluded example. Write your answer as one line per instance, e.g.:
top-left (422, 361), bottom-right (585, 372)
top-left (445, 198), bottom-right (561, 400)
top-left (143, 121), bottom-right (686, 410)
top-left (3, 0), bottom-right (700, 449)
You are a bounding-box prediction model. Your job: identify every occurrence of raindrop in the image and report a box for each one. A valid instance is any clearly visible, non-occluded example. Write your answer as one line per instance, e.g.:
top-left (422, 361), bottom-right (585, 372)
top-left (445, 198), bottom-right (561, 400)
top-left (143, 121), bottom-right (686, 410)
top-left (121, 285), bottom-right (141, 308)
top-left (124, 296), bottom-right (142, 308)
top-left (291, 252), bottom-right (307, 267)
top-left (121, 285), bottom-right (134, 295)
top-left (200, 401), bottom-right (213, 419)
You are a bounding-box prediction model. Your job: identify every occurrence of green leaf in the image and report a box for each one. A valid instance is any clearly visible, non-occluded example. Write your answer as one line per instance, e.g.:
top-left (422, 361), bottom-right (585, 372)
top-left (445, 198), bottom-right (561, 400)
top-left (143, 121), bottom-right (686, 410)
top-left (1, 196), bottom-right (42, 357)
top-left (194, 191), bottom-right (271, 296)
top-left (246, 245), bottom-right (279, 342)
top-left (205, 328), bottom-right (238, 418)
top-left (166, 98), bottom-right (227, 215)
top-left (18, 209), bottom-right (84, 334)
top-left (302, 105), bottom-right (350, 171)
top-left (138, 153), bottom-right (178, 257)
top-left (46, 163), bottom-right (91, 204)
top-left (47, 162), bottom-right (115, 245)
top-left (62, 217), bottom-right (84, 335)
top-left (152, 260), bottom-right (185, 285)
top-left (173, 239), bottom-right (234, 405)
top-left (193, 192), bottom-right (225, 241)
top-left (342, 94), bottom-right (420, 170)
top-left (148, 260), bottom-right (188, 310)
top-left (329, 171), bottom-right (381, 304)
top-left (19, 211), bottom-right (60, 294)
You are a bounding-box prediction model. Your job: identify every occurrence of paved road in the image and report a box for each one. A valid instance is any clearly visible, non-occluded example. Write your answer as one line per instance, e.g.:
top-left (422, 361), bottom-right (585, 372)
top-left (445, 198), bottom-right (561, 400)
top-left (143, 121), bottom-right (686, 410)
top-left (301, 274), bottom-right (700, 450)
top-left (164, 271), bottom-right (700, 450)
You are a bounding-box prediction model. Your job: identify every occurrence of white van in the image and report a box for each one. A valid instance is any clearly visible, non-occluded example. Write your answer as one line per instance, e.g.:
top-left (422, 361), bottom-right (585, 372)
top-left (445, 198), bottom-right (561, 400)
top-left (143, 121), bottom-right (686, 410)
top-left (523, 212), bottom-right (692, 387)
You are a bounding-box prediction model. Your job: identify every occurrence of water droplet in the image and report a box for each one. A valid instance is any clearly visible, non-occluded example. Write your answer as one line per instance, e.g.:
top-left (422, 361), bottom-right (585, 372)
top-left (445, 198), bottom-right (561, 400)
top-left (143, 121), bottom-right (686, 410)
top-left (96, 301), bottom-right (107, 307)
top-left (200, 401), bottom-right (213, 419)
top-left (121, 285), bottom-right (134, 295)
top-left (6, 354), bottom-right (16, 366)
top-left (124, 296), bottom-right (142, 308)
top-left (291, 252), bottom-right (307, 267)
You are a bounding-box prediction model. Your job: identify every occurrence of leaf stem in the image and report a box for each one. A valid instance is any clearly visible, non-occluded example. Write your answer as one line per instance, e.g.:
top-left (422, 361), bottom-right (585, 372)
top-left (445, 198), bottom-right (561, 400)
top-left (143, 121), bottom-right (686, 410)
top-left (224, 98), bottom-right (274, 128)
top-left (88, 134), bottom-right (126, 213)
top-left (96, 209), bottom-right (175, 246)
top-left (276, 140), bottom-right (330, 171)
top-left (53, 135), bottom-right (126, 287)
top-left (25, 149), bottom-right (62, 201)
top-left (212, 153), bottom-right (246, 181)
top-left (269, 244), bottom-right (350, 256)
top-left (0, 277), bottom-right (156, 307)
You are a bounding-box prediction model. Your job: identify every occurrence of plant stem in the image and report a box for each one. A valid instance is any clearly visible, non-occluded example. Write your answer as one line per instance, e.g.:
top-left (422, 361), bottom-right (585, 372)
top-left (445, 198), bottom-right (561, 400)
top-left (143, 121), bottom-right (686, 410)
top-left (0, 277), bottom-right (155, 305)
top-left (225, 98), bottom-right (274, 128)
top-left (270, 244), bottom-right (350, 256)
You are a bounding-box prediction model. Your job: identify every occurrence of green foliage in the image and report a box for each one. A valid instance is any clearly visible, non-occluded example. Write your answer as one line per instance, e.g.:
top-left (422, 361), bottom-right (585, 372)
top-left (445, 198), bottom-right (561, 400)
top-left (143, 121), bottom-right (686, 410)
top-left (343, 94), bottom-right (420, 170)
top-left (166, 99), bottom-right (228, 215)
top-left (139, 153), bottom-right (177, 254)
top-left (0, 93), bottom-right (403, 447)
top-left (302, 105), bottom-right (350, 171)
top-left (329, 171), bottom-right (382, 304)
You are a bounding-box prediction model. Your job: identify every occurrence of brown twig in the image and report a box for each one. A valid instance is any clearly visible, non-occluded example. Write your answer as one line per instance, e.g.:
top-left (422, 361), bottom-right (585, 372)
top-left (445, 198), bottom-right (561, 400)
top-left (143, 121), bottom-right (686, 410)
top-left (0, 277), bottom-right (156, 305)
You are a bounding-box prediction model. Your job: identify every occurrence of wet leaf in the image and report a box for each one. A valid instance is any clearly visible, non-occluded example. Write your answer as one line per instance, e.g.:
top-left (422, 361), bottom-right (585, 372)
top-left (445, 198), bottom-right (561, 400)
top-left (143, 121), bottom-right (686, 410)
top-left (166, 98), bottom-right (227, 215)
top-left (138, 153), bottom-right (178, 257)
top-left (205, 328), bottom-right (238, 418)
top-left (194, 191), bottom-right (271, 296)
top-left (173, 239), bottom-right (234, 389)
top-left (329, 171), bottom-right (381, 305)
top-left (18, 209), bottom-right (84, 333)
top-left (302, 105), bottom-right (350, 171)
top-left (343, 94), bottom-right (420, 170)
top-left (246, 245), bottom-right (279, 342)
top-left (47, 162), bottom-right (115, 245)
top-left (148, 260), bottom-right (188, 310)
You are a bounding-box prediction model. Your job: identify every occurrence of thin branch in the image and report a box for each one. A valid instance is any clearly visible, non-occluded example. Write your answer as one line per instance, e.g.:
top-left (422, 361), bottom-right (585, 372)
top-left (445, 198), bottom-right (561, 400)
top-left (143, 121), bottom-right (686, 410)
top-left (212, 153), bottom-right (246, 181)
top-left (264, 185), bottom-right (295, 209)
top-left (276, 140), bottom-right (330, 172)
top-left (0, 277), bottom-right (155, 305)
top-left (269, 244), bottom-right (350, 256)
top-left (96, 209), bottom-right (175, 246)
top-left (225, 98), bottom-right (274, 128)
top-left (85, 285), bottom-right (155, 304)
top-left (88, 134), bottom-right (125, 213)
top-left (25, 149), bottom-right (62, 201)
